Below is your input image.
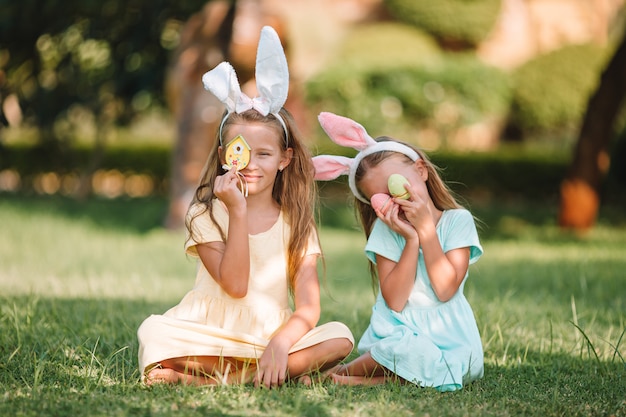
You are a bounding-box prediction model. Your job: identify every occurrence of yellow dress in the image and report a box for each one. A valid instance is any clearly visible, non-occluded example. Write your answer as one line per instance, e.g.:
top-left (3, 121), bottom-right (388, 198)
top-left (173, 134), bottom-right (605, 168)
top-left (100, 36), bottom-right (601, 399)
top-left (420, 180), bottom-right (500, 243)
top-left (137, 200), bottom-right (354, 376)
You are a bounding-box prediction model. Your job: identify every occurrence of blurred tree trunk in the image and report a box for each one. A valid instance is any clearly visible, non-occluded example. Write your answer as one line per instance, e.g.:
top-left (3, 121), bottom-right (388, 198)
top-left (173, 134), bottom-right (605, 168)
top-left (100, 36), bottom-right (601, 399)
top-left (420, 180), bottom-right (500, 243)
top-left (164, 0), bottom-right (287, 229)
top-left (558, 31), bottom-right (626, 230)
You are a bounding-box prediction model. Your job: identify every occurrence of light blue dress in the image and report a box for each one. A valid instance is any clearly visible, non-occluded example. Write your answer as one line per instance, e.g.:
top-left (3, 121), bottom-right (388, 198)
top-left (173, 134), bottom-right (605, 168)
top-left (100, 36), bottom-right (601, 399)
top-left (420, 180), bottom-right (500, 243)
top-left (358, 209), bottom-right (483, 392)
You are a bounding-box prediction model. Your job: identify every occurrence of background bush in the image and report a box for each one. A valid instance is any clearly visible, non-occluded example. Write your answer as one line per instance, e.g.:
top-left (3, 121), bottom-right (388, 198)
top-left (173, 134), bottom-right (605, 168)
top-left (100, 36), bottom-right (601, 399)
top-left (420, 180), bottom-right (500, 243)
top-left (306, 51), bottom-right (511, 147)
top-left (333, 22), bottom-right (443, 71)
top-left (508, 44), bottom-right (608, 136)
top-left (0, 143), bottom-right (597, 201)
top-left (383, 0), bottom-right (502, 47)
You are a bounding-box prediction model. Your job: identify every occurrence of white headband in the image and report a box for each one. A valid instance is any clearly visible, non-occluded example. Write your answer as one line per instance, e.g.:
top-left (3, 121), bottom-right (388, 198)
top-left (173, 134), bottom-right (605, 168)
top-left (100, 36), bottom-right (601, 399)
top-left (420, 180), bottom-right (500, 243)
top-left (202, 26), bottom-right (289, 145)
top-left (312, 112), bottom-right (420, 204)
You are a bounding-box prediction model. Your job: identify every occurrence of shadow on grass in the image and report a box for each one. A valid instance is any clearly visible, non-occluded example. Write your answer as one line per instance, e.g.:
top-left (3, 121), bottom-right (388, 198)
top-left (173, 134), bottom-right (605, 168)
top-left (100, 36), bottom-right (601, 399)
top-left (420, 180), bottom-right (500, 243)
top-left (0, 192), bottom-right (169, 233)
top-left (476, 356), bottom-right (626, 415)
top-left (3, 192), bottom-right (625, 239)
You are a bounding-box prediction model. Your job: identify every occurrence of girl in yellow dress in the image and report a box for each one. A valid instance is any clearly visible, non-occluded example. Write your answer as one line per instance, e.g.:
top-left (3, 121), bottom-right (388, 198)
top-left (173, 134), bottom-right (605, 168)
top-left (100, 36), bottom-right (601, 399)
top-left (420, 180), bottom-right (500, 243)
top-left (137, 27), bottom-right (354, 388)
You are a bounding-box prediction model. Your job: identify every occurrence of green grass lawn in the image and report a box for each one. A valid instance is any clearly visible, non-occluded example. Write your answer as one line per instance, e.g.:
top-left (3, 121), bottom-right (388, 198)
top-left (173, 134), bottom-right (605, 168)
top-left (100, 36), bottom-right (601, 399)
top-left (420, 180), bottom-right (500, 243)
top-left (0, 194), bottom-right (624, 416)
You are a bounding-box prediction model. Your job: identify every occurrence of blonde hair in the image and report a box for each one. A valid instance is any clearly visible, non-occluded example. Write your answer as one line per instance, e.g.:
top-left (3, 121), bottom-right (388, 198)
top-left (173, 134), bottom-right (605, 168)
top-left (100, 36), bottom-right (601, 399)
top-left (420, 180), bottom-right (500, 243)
top-left (186, 108), bottom-right (320, 291)
top-left (353, 137), bottom-right (462, 288)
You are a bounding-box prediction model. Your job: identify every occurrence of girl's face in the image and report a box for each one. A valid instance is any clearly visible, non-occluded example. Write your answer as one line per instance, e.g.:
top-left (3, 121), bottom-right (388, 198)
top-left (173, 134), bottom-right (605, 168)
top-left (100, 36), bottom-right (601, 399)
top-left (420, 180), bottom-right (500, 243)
top-left (220, 122), bottom-right (292, 197)
top-left (358, 155), bottom-right (429, 203)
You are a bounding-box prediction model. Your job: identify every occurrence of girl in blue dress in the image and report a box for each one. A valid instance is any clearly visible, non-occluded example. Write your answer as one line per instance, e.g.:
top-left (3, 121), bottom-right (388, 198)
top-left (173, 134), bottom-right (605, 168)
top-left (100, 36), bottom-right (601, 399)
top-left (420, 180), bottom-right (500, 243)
top-left (313, 112), bottom-right (483, 391)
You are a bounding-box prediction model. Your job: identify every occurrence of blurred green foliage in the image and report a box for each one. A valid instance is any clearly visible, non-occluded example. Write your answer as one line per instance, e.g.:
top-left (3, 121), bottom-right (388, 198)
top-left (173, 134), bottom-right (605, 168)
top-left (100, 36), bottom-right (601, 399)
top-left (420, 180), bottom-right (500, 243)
top-left (0, 0), bottom-right (206, 141)
top-left (384, 0), bottom-right (502, 47)
top-left (509, 44), bottom-right (608, 134)
top-left (333, 22), bottom-right (443, 71)
top-left (2, 2), bottom-right (621, 149)
top-left (2, 2), bottom-right (625, 208)
top-left (306, 20), bottom-right (623, 145)
top-left (306, 51), bottom-right (511, 143)
top-left (0, 142), bottom-right (170, 190)
top-left (0, 142), bottom-right (612, 202)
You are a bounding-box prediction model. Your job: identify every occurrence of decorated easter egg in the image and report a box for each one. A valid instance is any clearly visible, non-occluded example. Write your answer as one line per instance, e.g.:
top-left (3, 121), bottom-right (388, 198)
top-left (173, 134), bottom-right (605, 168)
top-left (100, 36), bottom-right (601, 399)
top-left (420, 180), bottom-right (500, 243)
top-left (371, 193), bottom-right (393, 215)
top-left (223, 135), bottom-right (251, 170)
top-left (387, 174), bottom-right (410, 199)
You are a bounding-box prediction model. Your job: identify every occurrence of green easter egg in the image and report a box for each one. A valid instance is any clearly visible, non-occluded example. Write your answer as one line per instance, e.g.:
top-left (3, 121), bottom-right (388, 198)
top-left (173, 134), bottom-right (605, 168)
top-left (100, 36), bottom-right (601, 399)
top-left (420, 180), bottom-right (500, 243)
top-left (387, 174), bottom-right (410, 199)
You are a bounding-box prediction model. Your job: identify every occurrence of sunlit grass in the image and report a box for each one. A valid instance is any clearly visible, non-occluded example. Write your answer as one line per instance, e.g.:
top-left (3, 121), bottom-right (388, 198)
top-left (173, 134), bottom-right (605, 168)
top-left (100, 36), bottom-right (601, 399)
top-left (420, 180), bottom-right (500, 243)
top-left (0, 194), bottom-right (624, 416)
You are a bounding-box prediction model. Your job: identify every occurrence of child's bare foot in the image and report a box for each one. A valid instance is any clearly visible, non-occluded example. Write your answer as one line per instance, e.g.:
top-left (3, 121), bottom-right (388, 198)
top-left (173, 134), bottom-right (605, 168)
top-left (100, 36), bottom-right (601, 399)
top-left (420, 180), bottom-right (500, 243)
top-left (145, 368), bottom-right (179, 385)
top-left (297, 374), bottom-right (312, 386)
top-left (321, 364), bottom-right (345, 378)
top-left (296, 371), bottom-right (331, 386)
top-left (328, 373), bottom-right (388, 386)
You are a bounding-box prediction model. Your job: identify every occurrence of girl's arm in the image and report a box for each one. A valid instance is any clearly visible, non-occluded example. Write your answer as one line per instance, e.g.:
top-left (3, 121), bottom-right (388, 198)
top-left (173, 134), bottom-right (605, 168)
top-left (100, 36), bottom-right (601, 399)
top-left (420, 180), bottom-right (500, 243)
top-left (197, 168), bottom-right (251, 298)
top-left (254, 253), bottom-right (321, 388)
top-left (196, 208), bottom-right (250, 298)
top-left (416, 221), bottom-right (470, 302)
top-left (373, 202), bottom-right (420, 312)
top-left (396, 190), bottom-right (470, 302)
top-left (376, 237), bottom-right (419, 312)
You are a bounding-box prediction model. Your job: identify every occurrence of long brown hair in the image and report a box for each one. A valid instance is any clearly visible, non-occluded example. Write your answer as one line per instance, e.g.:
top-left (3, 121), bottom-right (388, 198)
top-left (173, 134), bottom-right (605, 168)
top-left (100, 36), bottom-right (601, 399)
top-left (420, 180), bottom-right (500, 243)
top-left (353, 137), bottom-right (463, 288)
top-left (185, 108), bottom-right (320, 291)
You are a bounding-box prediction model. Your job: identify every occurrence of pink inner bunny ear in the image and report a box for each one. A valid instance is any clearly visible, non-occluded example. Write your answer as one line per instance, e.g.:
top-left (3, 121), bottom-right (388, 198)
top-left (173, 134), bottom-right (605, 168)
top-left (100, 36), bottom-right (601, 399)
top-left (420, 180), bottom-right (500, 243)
top-left (318, 112), bottom-right (376, 151)
top-left (312, 155), bottom-right (353, 180)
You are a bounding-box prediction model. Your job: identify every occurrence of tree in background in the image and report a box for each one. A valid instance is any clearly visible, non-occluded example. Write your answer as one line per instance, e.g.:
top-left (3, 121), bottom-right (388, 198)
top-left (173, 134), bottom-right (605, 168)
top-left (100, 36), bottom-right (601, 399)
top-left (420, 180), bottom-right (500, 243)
top-left (2, 0), bottom-right (625, 231)
top-left (558, 29), bottom-right (626, 230)
top-left (163, 0), bottom-right (288, 229)
top-left (0, 0), bottom-right (205, 193)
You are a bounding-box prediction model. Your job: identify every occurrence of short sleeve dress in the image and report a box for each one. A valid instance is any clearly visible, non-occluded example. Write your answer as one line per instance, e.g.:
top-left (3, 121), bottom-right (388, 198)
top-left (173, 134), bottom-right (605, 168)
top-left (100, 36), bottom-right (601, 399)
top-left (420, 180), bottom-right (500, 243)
top-left (137, 200), bottom-right (354, 377)
top-left (358, 209), bottom-right (483, 392)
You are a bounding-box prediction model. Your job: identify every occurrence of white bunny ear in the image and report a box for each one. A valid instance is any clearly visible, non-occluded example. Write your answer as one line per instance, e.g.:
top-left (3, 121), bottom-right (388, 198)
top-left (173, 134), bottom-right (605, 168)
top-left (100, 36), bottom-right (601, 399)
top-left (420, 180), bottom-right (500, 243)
top-left (202, 62), bottom-right (242, 113)
top-left (312, 155), bottom-right (353, 180)
top-left (201, 26), bottom-right (290, 145)
top-left (255, 26), bottom-right (289, 114)
top-left (318, 112), bottom-right (377, 151)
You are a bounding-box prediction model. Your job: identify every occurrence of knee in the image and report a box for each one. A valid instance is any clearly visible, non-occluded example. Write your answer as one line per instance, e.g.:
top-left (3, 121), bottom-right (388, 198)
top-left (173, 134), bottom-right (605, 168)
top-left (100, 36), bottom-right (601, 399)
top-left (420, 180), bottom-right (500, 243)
top-left (137, 315), bottom-right (162, 345)
top-left (336, 337), bottom-right (354, 359)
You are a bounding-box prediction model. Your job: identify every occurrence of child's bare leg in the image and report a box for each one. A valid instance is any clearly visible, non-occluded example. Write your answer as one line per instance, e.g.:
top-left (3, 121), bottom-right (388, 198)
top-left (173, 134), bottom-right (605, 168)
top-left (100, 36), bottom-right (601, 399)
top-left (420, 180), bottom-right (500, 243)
top-left (145, 356), bottom-right (256, 386)
top-left (287, 337), bottom-right (353, 384)
top-left (146, 367), bottom-right (218, 386)
top-left (332, 352), bottom-right (383, 376)
top-left (327, 352), bottom-right (400, 386)
top-left (145, 337), bottom-right (353, 387)
top-left (329, 374), bottom-right (390, 386)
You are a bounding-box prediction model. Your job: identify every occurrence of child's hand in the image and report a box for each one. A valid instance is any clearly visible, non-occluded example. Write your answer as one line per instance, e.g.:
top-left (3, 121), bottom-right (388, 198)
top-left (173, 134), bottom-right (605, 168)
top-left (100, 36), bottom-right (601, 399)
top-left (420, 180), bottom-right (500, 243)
top-left (214, 166), bottom-right (246, 209)
top-left (254, 338), bottom-right (289, 388)
top-left (395, 184), bottom-right (432, 233)
top-left (376, 201), bottom-right (418, 241)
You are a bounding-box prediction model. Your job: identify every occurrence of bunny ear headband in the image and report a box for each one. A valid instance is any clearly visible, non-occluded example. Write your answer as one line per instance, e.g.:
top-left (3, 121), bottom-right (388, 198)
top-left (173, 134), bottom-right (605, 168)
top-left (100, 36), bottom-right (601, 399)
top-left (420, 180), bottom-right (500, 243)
top-left (312, 112), bottom-right (420, 204)
top-left (202, 26), bottom-right (289, 145)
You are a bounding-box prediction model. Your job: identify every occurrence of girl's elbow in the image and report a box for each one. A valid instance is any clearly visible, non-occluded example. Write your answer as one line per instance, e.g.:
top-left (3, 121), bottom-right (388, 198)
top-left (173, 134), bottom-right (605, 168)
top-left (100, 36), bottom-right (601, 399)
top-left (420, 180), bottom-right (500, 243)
top-left (295, 306), bottom-right (320, 329)
top-left (381, 291), bottom-right (407, 312)
top-left (386, 299), bottom-right (407, 313)
top-left (228, 288), bottom-right (248, 298)
top-left (306, 308), bottom-right (321, 329)
top-left (434, 290), bottom-right (453, 303)
top-left (223, 282), bottom-right (248, 298)
top-left (433, 283), bottom-right (457, 302)
top-left (217, 270), bottom-right (249, 298)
